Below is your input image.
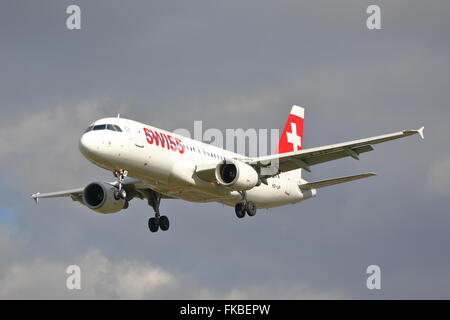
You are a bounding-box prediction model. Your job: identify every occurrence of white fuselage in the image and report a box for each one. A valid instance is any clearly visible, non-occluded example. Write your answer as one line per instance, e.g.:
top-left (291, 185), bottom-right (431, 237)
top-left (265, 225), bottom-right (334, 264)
top-left (79, 117), bottom-right (316, 209)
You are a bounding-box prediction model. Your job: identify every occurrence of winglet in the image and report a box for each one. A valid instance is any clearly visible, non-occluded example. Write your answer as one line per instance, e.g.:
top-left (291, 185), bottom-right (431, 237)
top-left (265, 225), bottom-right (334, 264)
top-left (418, 126), bottom-right (424, 139)
top-left (31, 193), bottom-right (40, 204)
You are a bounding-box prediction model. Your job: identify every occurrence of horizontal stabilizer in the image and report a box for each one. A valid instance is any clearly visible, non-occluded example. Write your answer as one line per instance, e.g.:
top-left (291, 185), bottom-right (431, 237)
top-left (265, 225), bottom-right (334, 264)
top-left (299, 172), bottom-right (376, 190)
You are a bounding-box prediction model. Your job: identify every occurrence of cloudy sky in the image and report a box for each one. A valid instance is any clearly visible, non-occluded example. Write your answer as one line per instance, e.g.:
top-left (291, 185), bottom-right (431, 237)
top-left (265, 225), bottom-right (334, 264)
top-left (0, 0), bottom-right (449, 299)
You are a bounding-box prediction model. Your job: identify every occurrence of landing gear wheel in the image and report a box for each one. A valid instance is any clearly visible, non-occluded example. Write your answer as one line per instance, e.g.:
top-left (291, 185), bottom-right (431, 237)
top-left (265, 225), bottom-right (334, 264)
top-left (146, 190), bottom-right (170, 233)
top-left (159, 216), bottom-right (170, 231)
top-left (123, 200), bottom-right (129, 209)
top-left (114, 189), bottom-right (127, 200)
top-left (235, 202), bottom-right (246, 219)
top-left (148, 217), bottom-right (159, 233)
top-left (245, 201), bottom-right (257, 216)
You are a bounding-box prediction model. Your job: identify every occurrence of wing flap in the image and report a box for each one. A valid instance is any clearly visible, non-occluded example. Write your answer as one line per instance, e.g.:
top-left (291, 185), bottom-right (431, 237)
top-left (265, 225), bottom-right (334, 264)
top-left (299, 173), bottom-right (376, 190)
top-left (278, 145), bottom-right (374, 172)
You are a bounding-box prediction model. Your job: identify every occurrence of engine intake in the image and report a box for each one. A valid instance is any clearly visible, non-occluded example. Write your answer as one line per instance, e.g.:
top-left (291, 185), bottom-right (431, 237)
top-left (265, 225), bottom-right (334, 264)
top-left (83, 182), bottom-right (125, 214)
top-left (215, 159), bottom-right (259, 191)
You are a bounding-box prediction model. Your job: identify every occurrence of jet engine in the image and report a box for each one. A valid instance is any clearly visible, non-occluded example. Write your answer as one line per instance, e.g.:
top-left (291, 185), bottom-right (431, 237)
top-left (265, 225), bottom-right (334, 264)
top-left (215, 159), bottom-right (259, 191)
top-left (82, 182), bottom-right (125, 214)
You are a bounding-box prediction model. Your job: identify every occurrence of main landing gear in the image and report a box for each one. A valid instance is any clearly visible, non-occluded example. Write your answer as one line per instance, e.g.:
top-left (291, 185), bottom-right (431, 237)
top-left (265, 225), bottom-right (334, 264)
top-left (234, 191), bottom-right (257, 219)
top-left (147, 190), bottom-right (170, 233)
top-left (113, 169), bottom-right (129, 209)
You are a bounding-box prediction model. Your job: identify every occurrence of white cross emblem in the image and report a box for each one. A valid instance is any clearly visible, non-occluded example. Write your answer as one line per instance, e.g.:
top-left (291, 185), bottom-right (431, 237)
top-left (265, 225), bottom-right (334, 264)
top-left (286, 122), bottom-right (302, 150)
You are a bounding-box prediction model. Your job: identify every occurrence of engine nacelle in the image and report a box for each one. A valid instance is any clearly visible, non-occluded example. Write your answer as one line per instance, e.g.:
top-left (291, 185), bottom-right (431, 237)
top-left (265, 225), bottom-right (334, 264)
top-left (215, 159), bottom-right (259, 191)
top-left (82, 182), bottom-right (125, 214)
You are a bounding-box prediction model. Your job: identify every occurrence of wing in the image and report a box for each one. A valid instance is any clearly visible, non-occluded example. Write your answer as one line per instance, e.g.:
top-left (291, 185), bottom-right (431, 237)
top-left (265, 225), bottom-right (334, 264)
top-left (31, 177), bottom-right (173, 204)
top-left (31, 188), bottom-right (84, 204)
top-left (195, 163), bottom-right (217, 183)
top-left (250, 127), bottom-right (424, 175)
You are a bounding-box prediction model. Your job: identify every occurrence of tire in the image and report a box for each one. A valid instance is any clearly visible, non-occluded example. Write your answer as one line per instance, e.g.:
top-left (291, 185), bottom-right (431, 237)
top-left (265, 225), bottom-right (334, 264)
top-left (119, 189), bottom-right (127, 200)
top-left (234, 202), bottom-right (246, 219)
top-left (159, 216), bottom-right (170, 231)
top-left (245, 201), bottom-right (257, 217)
top-left (148, 217), bottom-right (159, 232)
top-left (123, 201), bottom-right (129, 209)
top-left (114, 189), bottom-right (120, 200)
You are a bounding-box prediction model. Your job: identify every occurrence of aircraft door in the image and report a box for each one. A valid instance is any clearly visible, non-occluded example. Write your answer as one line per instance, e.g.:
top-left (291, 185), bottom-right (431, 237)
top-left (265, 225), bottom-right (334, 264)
top-left (135, 128), bottom-right (145, 148)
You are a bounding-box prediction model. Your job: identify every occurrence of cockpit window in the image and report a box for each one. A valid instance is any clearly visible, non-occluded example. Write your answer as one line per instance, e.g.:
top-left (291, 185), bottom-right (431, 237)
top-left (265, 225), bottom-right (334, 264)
top-left (85, 124), bottom-right (122, 132)
top-left (93, 124), bottom-right (107, 131)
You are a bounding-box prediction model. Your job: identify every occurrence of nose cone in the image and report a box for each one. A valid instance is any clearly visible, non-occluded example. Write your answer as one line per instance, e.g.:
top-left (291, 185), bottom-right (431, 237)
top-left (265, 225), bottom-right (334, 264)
top-left (79, 133), bottom-right (98, 158)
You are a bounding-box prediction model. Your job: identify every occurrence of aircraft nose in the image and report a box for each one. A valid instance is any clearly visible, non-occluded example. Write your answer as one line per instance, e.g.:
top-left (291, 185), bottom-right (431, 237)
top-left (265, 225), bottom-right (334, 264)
top-left (79, 133), bottom-right (97, 156)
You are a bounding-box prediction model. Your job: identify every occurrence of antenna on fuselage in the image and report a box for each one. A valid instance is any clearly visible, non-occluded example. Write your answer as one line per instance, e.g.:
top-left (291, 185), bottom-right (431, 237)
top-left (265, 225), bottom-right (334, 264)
top-left (117, 113), bottom-right (120, 118)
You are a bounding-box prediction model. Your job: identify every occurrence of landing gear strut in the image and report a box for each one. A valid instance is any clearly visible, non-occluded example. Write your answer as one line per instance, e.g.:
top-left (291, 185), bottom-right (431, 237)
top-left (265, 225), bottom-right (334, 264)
top-left (113, 169), bottom-right (128, 200)
top-left (147, 190), bottom-right (170, 233)
top-left (234, 191), bottom-right (257, 218)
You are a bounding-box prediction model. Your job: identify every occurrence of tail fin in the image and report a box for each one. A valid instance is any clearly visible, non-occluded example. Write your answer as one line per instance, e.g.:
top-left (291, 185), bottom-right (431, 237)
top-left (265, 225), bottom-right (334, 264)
top-left (275, 105), bottom-right (304, 154)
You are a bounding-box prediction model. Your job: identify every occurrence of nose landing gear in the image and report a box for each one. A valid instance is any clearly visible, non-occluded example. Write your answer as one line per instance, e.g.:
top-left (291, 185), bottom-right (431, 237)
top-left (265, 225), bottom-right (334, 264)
top-left (113, 169), bottom-right (128, 200)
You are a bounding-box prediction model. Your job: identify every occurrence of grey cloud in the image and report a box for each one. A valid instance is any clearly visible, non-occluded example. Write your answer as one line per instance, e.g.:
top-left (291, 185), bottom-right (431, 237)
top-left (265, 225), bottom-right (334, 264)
top-left (426, 156), bottom-right (450, 196)
top-left (0, 228), bottom-right (339, 299)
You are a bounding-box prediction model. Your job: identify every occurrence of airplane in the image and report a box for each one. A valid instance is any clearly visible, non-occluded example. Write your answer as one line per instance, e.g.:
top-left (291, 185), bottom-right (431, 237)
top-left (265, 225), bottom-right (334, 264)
top-left (31, 106), bottom-right (424, 233)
